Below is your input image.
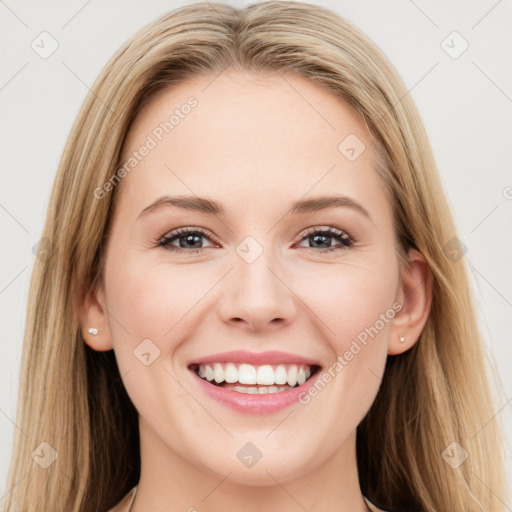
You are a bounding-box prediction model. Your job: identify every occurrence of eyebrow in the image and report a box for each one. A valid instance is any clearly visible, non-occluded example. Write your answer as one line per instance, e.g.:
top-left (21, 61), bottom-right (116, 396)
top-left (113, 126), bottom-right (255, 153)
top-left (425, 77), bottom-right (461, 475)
top-left (137, 194), bottom-right (372, 221)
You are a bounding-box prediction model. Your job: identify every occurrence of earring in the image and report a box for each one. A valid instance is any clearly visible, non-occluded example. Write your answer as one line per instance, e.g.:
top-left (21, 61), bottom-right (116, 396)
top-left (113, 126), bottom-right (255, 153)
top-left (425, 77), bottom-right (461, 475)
top-left (88, 328), bottom-right (98, 336)
top-left (399, 335), bottom-right (405, 343)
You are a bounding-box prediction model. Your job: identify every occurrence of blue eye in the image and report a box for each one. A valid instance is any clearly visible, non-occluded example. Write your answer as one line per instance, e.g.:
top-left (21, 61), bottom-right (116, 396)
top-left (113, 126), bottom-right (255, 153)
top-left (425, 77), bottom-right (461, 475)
top-left (157, 226), bottom-right (355, 254)
top-left (296, 227), bottom-right (354, 253)
top-left (158, 227), bottom-right (215, 254)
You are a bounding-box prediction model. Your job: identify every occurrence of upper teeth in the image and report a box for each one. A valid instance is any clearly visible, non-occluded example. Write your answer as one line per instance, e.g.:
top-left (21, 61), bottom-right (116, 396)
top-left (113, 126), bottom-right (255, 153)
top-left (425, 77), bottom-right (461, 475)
top-left (196, 363), bottom-right (313, 386)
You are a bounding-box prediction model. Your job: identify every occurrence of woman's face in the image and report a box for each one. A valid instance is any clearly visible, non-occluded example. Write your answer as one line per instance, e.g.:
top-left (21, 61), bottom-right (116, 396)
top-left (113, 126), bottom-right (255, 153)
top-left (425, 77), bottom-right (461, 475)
top-left (91, 71), bottom-right (419, 486)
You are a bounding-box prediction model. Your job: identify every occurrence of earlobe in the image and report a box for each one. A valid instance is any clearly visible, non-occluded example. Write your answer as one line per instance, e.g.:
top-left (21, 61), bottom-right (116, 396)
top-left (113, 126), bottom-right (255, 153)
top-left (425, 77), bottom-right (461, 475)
top-left (80, 285), bottom-right (114, 352)
top-left (388, 248), bottom-right (433, 355)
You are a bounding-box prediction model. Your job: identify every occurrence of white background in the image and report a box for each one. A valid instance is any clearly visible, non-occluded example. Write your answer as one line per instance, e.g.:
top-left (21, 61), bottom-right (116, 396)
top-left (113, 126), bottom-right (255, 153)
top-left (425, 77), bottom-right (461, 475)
top-left (1, 0), bottom-right (511, 502)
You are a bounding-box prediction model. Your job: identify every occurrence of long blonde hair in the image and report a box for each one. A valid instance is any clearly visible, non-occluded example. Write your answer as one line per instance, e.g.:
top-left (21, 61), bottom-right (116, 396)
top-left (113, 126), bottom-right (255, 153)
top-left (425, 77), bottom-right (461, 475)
top-left (3, 2), bottom-right (507, 511)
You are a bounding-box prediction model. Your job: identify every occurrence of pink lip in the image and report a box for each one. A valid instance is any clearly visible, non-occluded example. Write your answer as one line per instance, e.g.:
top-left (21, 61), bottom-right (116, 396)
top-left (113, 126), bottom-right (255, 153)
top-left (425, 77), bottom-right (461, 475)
top-left (190, 366), bottom-right (322, 414)
top-left (187, 350), bottom-right (323, 415)
top-left (187, 350), bottom-right (321, 367)
top-left (193, 371), bottom-right (322, 414)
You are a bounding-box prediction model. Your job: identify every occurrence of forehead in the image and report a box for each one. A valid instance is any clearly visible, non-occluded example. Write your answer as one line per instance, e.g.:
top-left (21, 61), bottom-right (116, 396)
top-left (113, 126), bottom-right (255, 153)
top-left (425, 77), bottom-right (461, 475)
top-left (115, 70), bottom-right (386, 218)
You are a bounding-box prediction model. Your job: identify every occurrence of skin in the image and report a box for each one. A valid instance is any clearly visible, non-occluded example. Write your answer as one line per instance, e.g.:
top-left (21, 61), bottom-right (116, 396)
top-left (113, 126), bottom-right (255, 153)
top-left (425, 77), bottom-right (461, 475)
top-left (81, 70), bottom-right (432, 512)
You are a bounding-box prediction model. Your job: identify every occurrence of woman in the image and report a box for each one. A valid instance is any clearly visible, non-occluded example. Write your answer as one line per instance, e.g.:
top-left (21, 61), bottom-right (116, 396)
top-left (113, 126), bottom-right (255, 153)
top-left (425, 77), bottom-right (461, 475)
top-left (3, 1), bottom-right (507, 511)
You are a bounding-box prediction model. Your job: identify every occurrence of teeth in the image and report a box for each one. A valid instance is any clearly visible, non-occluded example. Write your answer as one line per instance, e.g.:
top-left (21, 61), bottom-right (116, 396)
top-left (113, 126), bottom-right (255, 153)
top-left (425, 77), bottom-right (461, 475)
top-left (297, 367), bottom-right (306, 385)
top-left (213, 363), bottom-right (224, 383)
top-left (287, 365), bottom-right (298, 386)
top-left (224, 362), bottom-right (238, 383)
top-left (239, 363), bottom-right (257, 384)
top-left (275, 365), bottom-right (288, 385)
top-left (228, 385), bottom-right (294, 394)
top-left (205, 365), bottom-right (215, 382)
top-left (196, 362), bottom-right (315, 387)
top-left (256, 365), bottom-right (274, 385)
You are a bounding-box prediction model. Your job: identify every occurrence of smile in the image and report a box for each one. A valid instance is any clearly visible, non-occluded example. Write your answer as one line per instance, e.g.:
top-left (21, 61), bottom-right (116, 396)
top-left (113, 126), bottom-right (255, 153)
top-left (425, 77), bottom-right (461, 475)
top-left (186, 350), bottom-right (324, 414)
top-left (190, 362), bottom-right (321, 394)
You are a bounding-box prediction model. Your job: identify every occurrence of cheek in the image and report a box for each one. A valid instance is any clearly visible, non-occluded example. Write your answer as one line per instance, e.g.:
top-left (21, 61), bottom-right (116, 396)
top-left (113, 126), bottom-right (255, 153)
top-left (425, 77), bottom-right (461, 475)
top-left (103, 254), bottom-right (205, 416)
top-left (303, 257), bottom-right (398, 364)
top-left (288, 260), bottom-right (398, 447)
top-left (105, 252), bottom-right (212, 345)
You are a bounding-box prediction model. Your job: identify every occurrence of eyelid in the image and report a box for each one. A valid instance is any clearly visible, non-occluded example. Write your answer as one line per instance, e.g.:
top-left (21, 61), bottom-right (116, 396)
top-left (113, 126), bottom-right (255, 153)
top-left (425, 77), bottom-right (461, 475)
top-left (158, 225), bottom-right (356, 244)
top-left (293, 226), bottom-right (356, 253)
top-left (157, 224), bottom-right (357, 255)
top-left (158, 226), bottom-right (220, 246)
top-left (297, 225), bottom-right (357, 244)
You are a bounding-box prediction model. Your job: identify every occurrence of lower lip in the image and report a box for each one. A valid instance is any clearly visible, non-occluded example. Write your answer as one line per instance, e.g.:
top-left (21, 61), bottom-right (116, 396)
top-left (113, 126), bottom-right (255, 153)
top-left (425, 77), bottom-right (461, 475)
top-left (190, 368), bottom-right (322, 414)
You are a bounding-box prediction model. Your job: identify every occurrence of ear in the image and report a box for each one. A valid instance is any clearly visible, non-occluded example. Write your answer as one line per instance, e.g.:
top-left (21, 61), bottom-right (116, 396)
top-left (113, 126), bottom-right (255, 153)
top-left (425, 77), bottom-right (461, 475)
top-left (79, 281), bottom-right (114, 352)
top-left (388, 248), bottom-right (433, 355)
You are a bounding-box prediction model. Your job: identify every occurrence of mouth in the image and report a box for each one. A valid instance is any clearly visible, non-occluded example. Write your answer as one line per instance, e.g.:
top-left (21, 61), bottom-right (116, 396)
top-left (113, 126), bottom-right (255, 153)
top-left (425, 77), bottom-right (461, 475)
top-left (188, 362), bottom-right (322, 394)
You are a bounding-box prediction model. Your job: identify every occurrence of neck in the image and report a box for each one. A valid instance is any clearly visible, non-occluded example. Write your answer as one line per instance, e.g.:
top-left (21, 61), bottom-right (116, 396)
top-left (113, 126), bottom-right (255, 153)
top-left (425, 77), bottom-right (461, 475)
top-left (131, 417), bottom-right (373, 512)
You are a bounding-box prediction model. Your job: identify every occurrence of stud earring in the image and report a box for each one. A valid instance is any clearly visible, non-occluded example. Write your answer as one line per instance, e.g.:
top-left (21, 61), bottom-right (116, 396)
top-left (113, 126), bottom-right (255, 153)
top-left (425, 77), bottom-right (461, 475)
top-left (399, 335), bottom-right (405, 343)
top-left (88, 328), bottom-right (98, 336)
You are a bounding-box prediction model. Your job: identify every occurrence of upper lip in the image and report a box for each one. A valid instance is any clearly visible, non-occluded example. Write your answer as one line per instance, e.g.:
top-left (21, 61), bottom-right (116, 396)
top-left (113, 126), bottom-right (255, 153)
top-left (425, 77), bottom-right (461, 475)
top-left (187, 350), bottom-right (321, 368)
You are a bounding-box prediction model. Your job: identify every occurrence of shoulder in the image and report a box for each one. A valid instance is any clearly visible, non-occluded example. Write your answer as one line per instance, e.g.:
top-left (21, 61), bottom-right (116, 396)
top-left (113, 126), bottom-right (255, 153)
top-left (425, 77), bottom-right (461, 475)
top-left (106, 486), bottom-right (137, 512)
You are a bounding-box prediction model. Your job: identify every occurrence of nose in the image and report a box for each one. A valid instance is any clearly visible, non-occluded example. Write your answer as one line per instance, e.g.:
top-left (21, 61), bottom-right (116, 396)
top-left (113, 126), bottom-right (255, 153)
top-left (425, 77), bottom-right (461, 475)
top-left (216, 244), bottom-right (297, 332)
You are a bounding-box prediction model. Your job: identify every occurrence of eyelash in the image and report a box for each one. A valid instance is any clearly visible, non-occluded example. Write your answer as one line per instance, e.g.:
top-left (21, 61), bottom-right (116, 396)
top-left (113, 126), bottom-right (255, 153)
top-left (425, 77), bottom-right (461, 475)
top-left (157, 226), bottom-right (356, 255)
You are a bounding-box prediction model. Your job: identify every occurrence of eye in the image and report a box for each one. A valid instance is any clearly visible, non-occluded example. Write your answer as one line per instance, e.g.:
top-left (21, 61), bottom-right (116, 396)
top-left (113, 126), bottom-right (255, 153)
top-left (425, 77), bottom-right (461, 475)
top-left (157, 227), bottom-right (217, 254)
top-left (157, 225), bottom-right (355, 255)
top-left (295, 226), bottom-right (355, 253)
